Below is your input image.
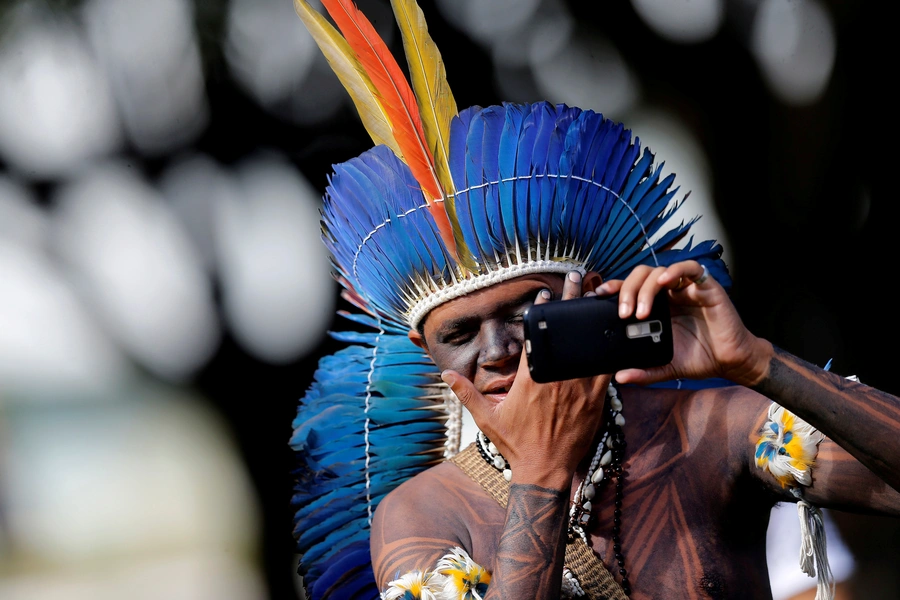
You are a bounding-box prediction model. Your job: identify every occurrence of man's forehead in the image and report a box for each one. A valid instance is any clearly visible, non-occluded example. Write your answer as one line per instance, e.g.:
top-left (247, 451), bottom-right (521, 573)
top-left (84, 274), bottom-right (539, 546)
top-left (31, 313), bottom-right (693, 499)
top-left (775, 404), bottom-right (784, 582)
top-left (426, 274), bottom-right (564, 330)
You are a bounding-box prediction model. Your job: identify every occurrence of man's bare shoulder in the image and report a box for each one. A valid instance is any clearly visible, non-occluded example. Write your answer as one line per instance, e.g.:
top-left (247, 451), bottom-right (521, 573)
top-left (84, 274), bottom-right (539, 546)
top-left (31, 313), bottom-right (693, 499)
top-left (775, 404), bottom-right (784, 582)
top-left (375, 458), bottom-right (483, 521)
top-left (369, 451), bottom-right (500, 586)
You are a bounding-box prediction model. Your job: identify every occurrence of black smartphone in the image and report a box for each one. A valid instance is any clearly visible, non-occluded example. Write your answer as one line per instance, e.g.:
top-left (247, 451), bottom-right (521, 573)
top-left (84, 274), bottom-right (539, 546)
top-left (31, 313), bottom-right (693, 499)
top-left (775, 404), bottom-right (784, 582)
top-left (523, 292), bottom-right (673, 383)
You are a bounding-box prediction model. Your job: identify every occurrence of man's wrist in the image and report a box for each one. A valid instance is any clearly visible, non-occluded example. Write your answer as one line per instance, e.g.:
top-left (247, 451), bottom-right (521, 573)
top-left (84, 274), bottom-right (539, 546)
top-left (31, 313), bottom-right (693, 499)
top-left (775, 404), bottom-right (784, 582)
top-left (732, 337), bottom-right (775, 389)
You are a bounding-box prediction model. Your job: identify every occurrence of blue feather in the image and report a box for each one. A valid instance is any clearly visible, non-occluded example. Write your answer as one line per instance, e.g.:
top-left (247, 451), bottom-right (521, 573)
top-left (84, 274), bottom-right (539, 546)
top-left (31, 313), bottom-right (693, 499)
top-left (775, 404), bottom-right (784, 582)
top-left (479, 107), bottom-right (506, 257)
top-left (309, 541), bottom-right (378, 600)
top-left (499, 104), bottom-right (527, 256)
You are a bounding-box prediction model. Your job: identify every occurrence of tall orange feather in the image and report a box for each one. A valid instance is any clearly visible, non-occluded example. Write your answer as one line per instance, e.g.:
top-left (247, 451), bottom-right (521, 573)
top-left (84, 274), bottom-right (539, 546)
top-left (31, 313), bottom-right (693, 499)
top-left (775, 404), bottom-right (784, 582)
top-left (320, 0), bottom-right (458, 259)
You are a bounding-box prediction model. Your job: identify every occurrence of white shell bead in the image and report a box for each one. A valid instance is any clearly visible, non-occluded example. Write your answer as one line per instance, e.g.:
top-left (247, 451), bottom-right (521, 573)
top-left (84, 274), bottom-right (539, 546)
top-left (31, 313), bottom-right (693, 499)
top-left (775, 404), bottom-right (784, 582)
top-left (503, 469), bottom-right (512, 481)
top-left (493, 455), bottom-right (506, 469)
top-left (488, 442), bottom-right (498, 455)
top-left (600, 450), bottom-right (612, 466)
top-left (583, 484), bottom-right (596, 500)
top-left (611, 397), bottom-right (623, 411)
top-left (591, 467), bottom-right (605, 484)
top-left (615, 413), bottom-right (626, 426)
top-left (583, 501), bottom-right (592, 512)
top-left (606, 436), bottom-right (615, 448)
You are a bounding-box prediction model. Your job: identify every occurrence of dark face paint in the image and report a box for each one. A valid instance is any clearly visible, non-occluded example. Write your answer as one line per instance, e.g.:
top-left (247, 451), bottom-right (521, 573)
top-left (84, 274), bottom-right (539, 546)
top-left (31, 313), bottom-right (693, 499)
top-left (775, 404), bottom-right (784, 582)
top-left (417, 274), bottom-right (565, 400)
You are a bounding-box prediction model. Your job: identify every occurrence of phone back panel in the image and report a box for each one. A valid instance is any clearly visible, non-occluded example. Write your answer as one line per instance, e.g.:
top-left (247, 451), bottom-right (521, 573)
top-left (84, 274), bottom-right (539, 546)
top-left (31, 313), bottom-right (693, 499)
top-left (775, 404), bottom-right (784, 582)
top-left (523, 294), bottom-right (673, 383)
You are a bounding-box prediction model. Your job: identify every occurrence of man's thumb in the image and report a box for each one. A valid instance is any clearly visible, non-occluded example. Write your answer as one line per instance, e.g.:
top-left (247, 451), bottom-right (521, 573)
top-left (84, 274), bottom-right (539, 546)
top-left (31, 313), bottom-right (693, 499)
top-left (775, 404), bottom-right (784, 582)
top-left (441, 370), bottom-right (488, 419)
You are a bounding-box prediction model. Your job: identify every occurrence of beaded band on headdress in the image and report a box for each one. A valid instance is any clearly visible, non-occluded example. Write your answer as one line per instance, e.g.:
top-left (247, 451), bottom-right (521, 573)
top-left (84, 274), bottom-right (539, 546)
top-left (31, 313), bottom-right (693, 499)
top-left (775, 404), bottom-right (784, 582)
top-left (290, 1), bottom-right (731, 598)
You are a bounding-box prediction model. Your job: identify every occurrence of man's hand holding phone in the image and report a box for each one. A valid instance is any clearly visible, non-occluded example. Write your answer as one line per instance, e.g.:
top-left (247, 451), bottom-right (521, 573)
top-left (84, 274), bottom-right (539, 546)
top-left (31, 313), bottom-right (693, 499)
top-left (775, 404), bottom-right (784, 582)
top-left (598, 260), bottom-right (771, 388)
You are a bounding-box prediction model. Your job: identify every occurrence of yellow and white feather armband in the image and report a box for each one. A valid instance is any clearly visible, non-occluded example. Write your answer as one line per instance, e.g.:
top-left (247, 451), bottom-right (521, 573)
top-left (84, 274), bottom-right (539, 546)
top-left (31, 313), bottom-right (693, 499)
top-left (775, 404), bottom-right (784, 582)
top-left (381, 547), bottom-right (490, 600)
top-left (755, 402), bottom-right (833, 600)
top-left (755, 403), bottom-right (825, 487)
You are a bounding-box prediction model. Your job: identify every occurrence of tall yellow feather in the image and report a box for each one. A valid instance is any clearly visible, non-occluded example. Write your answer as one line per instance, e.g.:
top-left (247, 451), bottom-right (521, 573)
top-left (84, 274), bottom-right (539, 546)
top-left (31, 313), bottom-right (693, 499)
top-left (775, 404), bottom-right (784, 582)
top-left (293, 0), bottom-right (401, 158)
top-left (389, 0), bottom-right (476, 271)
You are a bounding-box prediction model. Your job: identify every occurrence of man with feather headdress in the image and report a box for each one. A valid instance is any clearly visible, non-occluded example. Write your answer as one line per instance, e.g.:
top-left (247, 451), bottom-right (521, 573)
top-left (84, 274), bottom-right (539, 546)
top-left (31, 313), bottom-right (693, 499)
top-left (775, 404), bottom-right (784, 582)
top-left (290, 1), bottom-right (900, 598)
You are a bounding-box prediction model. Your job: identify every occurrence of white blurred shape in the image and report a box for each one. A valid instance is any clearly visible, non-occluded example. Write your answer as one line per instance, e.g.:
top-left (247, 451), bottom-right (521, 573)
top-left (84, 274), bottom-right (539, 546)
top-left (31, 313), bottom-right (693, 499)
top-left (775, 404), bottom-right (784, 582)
top-left (216, 155), bottom-right (334, 363)
top-left (0, 241), bottom-right (130, 401)
top-left (0, 176), bottom-right (47, 251)
top-left (435, 0), bottom-right (541, 46)
top-left (625, 108), bottom-right (731, 266)
top-left (533, 34), bottom-right (639, 119)
top-left (751, 0), bottom-right (836, 106)
top-left (159, 154), bottom-right (234, 273)
top-left (226, 0), bottom-right (317, 113)
top-left (52, 163), bottom-right (220, 381)
top-left (767, 504), bottom-right (854, 599)
top-left (492, 3), bottom-right (574, 68)
top-left (82, 0), bottom-right (208, 154)
top-left (0, 553), bottom-right (265, 600)
top-left (631, 0), bottom-right (724, 44)
top-left (0, 3), bottom-right (120, 179)
top-left (1, 390), bottom-right (262, 597)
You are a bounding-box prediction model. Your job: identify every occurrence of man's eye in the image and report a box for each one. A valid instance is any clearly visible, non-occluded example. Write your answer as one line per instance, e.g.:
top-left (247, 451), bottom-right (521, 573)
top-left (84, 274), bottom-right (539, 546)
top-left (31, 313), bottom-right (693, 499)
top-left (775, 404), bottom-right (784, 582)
top-left (446, 331), bottom-right (475, 345)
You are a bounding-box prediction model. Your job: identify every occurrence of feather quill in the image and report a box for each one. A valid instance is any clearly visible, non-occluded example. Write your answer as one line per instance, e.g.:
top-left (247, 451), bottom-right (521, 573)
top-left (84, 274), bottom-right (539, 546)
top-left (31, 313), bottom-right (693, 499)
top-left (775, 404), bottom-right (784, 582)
top-left (320, 0), bottom-right (459, 259)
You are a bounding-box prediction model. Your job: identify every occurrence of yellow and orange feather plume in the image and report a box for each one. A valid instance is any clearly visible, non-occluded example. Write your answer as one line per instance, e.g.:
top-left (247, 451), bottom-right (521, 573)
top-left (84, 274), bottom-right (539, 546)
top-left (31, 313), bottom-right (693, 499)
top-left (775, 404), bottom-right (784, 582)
top-left (318, 0), bottom-right (459, 259)
top-left (389, 0), bottom-right (474, 269)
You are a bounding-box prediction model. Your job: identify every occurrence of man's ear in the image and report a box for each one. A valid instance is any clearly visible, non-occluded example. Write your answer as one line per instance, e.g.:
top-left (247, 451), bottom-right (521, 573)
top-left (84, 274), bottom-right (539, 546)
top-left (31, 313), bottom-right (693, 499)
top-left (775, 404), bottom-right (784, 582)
top-left (408, 329), bottom-right (431, 358)
top-left (583, 271), bottom-right (603, 294)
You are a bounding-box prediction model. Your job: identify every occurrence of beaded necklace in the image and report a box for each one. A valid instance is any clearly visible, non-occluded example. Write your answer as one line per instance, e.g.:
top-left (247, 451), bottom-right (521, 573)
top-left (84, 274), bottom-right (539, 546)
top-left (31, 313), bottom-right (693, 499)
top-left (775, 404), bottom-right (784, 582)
top-left (475, 383), bottom-right (631, 597)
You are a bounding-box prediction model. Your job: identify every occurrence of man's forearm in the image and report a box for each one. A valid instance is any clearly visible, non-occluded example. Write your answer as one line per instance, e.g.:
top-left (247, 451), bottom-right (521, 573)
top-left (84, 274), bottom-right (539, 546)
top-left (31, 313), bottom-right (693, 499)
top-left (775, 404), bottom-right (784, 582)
top-left (753, 346), bottom-right (900, 492)
top-left (484, 483), bottom-right (569, 599)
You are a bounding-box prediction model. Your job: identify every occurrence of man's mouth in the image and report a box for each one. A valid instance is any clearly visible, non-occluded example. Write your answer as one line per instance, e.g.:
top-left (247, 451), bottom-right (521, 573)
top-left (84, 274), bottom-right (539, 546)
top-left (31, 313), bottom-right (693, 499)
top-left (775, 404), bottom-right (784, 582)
top-left (482, 377), bottom-right (515, 402)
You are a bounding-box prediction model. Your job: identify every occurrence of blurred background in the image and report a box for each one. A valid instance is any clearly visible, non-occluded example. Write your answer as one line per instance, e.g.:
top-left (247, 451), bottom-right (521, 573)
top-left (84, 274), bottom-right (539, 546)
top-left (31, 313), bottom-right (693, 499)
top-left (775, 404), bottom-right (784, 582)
top-left (0, 0), bottom-right (896, 599)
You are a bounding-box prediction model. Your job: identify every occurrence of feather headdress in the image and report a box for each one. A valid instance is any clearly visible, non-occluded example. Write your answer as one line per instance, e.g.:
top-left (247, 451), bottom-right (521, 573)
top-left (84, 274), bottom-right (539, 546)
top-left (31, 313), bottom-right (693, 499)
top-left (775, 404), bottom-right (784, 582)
top-left (291, 1), bottom-right (731, 598)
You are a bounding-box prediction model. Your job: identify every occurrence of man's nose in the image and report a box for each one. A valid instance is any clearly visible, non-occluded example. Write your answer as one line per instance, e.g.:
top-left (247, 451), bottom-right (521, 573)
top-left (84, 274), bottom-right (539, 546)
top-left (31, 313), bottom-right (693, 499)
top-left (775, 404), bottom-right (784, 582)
top-left (479, 324), bottom-right (521, 367)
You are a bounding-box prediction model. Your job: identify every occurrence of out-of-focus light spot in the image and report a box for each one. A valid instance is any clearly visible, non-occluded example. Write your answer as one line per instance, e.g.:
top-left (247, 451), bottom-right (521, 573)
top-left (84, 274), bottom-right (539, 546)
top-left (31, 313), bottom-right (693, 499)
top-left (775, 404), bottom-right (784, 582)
top-left (1, 390), bottom-right (263, 600)
top-left (631, 0), bottom-right (724, 44)
top-left (226, 0), bottom-right (316, 117)
top-left (51, 163), bottom-right (220, 381)
top-left (0, 176), bottom-right (47, 251)
top-left (0, 553), bottom-right (266, 600)
top-left (0, 241), bottom-right (131, 401)
top-left (82, 0), bottom-right (208, 155)
top-left (435, 0), bottom-right (541, 46)
top-left (0, 3), bottom-right (120, 179)
top-left (226, 0), bottom-right (392, 125)
top-left (533, 34), bottom-right (639, 119)
top-left (215, 155), bottom-right (335, 364)
top-left (272, 51), bottom-right (351, 125)
top-left (159, 154), bottom-right (234, 273)
top-left (492, 4), bottom-right (573, 68)
top-left (625, 108), bottom-right (731, 267)
top-left (751, 0), bottom-right (836, 106)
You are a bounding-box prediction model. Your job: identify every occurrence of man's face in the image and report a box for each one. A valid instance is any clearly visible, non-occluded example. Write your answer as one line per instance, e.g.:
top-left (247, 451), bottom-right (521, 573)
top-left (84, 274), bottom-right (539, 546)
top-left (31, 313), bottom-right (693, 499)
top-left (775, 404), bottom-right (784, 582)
top-left (409, 274), bottom-right (566, 403)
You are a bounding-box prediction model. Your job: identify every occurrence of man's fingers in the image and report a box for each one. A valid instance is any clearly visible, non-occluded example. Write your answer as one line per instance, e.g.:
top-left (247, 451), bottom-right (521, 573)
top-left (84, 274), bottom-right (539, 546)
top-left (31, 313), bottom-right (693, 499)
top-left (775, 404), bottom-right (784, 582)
top-left (562, 271), bottom-right (582, 300)
top-left (440, 370), bottom-right (492, 425)
top-left (635, 266), bottom-right (668, 319)
top-left (659, 260), bottom-right (707, 291)
top-left (594, 280), bottom-right (623, 296)
top-left (615, 364), bottom-right (676, 385)
top-left (533, 288), bottom-right (553, 305)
